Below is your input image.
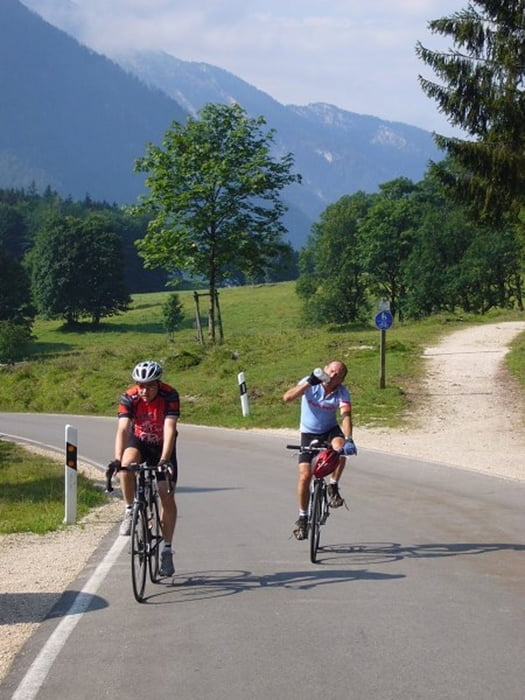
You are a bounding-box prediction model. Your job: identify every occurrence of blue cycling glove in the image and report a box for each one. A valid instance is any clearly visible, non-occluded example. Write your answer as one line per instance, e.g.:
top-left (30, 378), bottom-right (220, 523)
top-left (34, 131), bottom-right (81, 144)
top-left (343, 438), bottom-right (357, 456)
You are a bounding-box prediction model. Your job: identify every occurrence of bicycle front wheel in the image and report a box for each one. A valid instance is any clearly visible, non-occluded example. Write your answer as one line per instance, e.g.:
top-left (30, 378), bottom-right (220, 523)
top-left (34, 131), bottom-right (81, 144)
top-left (130, 505), bottom-right (148, 602)
top-left (309, 480), bottom-right (323, 563)
top-left (148, 495), bottom-right (161, 583)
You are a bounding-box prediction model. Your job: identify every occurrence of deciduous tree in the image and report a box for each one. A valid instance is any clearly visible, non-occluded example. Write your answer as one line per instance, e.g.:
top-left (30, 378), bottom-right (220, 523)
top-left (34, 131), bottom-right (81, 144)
top-left (132, 103), bottom-right (301, 342)
top-left (0, 245), bottom-right (34, 361)
top-left (296, 191), bottom-right (371, 324)
top-left (357, 178), bottom-right (418, 320)
top-left (30, 213), bottom-right (130, 326)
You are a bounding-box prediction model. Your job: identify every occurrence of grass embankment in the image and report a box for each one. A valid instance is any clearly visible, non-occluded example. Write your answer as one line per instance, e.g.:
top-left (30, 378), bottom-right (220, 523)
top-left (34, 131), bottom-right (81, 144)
top-left (0, 441), bottom-right (107, 534)
top-left (1, 282), bottom-right (524, 534)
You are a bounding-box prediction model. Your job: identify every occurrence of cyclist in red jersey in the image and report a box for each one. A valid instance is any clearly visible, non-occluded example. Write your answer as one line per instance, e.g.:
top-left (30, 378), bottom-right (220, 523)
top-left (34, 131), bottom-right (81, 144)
top-left (108, 360), bottom-right (180, 577)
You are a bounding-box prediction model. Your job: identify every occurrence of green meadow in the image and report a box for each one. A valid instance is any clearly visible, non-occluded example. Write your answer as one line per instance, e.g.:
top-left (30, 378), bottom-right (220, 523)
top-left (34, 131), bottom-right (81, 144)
top-left (1, 281), bottom-right (524, 431)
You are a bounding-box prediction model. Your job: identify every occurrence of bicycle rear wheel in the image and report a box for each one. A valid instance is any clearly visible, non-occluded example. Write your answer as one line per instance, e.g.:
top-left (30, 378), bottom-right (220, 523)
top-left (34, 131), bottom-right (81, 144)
top-left (130, 505), bottom-right (148, 602)
top-left (147, 495), bottom-right (161, 583)
top-left (309, 480), bottom-right (323, 563)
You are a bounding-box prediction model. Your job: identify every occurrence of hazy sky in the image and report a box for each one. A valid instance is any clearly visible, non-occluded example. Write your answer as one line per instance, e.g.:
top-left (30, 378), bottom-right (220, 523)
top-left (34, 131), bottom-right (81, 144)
top-left (24, 0), bottom-right (467, 135)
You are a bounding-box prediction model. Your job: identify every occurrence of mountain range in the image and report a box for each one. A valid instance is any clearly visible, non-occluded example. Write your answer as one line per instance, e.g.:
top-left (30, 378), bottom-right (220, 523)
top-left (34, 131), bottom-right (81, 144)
top-left (2, 0), bottom-right (443, 249)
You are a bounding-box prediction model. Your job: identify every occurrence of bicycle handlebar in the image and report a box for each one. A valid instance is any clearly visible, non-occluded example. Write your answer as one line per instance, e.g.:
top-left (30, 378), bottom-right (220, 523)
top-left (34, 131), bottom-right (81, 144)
top-left (105, 465), bottom-right (117, 492)
top-left (286, 440), bottom-right (329, 452)
top-left (105, 461), bottom-right (173, 493)
top-left (104, 462), bottom-right (136, 492)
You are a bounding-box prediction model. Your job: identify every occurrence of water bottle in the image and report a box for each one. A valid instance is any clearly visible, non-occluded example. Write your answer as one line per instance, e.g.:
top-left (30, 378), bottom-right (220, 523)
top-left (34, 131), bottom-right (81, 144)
top-left (313, 367), bottom-right (330, 383)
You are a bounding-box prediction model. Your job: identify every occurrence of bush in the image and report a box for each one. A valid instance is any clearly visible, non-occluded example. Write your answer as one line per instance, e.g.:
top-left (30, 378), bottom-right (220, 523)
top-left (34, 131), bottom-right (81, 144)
top-left (161, 293), bottom-right (184, 341)
top-left (0, 321), bottom-right (33, 363)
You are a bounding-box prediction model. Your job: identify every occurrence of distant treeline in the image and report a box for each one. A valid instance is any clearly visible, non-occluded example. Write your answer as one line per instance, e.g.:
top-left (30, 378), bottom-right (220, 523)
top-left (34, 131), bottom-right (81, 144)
top-left (0, 185), bottom-right (300, 361)
top-left (0, 185), bottom-right (166, 293)
top-left (296, 173), bottom-right (524, 324)
top-left (1, 185), bottom-right (172, 360)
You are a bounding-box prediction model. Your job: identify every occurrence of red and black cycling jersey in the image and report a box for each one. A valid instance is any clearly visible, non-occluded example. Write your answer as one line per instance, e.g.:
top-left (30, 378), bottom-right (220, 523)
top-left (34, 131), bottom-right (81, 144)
top-left (117, 382), bottom-right (180, 446)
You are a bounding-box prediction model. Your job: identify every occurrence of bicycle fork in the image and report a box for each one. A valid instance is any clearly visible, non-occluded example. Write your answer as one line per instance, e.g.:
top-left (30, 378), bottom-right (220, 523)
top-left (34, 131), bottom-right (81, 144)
top-left (319, 482), bottom-right (330, 525)
top-left (309, 479), bottom-right (330, 527)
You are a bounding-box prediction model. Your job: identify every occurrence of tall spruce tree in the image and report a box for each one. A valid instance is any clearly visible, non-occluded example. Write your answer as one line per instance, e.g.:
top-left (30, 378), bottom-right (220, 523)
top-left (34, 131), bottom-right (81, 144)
top-left (416, 1), bottom-right (525, 222)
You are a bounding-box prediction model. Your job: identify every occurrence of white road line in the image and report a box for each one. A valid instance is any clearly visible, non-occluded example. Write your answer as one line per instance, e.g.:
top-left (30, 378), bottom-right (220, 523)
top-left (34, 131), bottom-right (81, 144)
top-left (11, 535), bottom-right (127, 700)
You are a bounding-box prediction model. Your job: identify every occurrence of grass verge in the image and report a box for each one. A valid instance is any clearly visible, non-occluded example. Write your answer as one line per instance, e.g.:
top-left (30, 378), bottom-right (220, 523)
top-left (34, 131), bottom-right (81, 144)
top-left (0, 440), bottom-right (109, 534)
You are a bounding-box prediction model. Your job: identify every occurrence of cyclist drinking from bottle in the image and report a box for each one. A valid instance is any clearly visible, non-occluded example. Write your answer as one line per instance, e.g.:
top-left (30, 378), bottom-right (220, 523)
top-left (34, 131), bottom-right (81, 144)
top-left (283, 360), bottom-right (357, 540)
top-left (107, 360), bottom-right (179, 576)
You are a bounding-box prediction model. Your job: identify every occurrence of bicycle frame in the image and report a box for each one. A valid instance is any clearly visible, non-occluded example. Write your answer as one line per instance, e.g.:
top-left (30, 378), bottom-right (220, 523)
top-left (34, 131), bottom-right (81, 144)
top-left (308, 475), bottom-right (330, 563)
top-left (130, 462), bottom-right (164, 602)
top-left (287, 440), bottom-right (334, 563)
top-left (106, 461), bottom-right (167, 602)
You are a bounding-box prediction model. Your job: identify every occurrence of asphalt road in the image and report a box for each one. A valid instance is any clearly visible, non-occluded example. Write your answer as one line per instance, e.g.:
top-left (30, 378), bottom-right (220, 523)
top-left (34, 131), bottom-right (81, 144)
top-left (1, 412), bottom-right (524, 700)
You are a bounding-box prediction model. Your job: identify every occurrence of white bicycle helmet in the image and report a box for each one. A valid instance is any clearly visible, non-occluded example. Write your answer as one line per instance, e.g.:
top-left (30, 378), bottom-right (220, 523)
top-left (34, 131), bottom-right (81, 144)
top-left (132, 360), bottom-right (163, 383)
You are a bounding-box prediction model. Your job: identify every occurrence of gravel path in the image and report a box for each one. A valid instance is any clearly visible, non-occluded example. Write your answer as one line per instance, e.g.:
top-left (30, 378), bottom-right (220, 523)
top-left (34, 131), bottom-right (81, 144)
top-left (358, 320), bottom-right (525, 481)
top-left (1, 320), bottom-right (525, 682)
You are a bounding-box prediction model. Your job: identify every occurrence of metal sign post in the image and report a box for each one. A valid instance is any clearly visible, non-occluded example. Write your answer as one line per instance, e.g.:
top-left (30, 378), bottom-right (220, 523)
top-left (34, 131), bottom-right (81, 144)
top-left (374, 307), bottom-right (394, 389)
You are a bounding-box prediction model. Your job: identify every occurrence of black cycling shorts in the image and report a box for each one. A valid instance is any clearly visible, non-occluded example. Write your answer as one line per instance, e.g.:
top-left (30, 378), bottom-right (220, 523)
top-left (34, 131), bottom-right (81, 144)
top-left (298, 426), bottom-right (344, 464)
top-left (125, 435), bottom-right (178, 484)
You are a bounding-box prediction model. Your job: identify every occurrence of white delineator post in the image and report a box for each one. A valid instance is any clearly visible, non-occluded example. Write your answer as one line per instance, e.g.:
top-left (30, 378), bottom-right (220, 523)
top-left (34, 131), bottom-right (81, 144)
top-left (64, 424), bottom-right (78, 524)
top-left (238, 371), bottom-right (250, 417)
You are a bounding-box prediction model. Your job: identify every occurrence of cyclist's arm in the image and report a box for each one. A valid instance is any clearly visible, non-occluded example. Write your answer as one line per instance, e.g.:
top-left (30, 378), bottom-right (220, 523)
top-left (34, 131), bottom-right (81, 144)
top-left (114, 416), bottom-right (132, 461)
top-left (160, 416), bottom-right (178, 461)
top-left (283, 381), bottom-right (309, 403)
top-left (340, 404), bottom-right (353, 439)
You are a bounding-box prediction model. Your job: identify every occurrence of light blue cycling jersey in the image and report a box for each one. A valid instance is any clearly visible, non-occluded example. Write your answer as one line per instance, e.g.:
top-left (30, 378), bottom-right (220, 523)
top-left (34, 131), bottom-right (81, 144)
top-left (298, 377), bottom-right (351, 433)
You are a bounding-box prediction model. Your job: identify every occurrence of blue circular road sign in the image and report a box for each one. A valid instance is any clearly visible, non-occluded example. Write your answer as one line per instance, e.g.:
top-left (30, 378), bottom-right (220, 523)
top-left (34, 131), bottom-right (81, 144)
top-left (375, 310), bottom-right (394, 330)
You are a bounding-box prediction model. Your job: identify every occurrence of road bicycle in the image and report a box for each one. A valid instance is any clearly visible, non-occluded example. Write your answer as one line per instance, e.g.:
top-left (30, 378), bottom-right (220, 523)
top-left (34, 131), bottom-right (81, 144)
top-left (106, 461), bottom-right (171, 602)
top-left (287, 441), bottom-right (337, 563)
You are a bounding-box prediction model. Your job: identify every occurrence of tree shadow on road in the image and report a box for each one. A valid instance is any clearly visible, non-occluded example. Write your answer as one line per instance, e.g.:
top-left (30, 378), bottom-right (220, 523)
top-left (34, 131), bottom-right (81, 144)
top-left (0, 590), bottom-right (107, 624)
